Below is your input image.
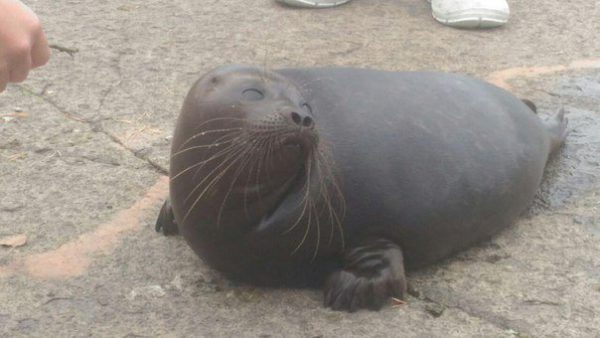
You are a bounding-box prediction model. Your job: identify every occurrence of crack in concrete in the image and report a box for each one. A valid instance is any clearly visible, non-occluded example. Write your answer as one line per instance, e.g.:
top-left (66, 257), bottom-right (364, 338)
top-left (412, 289), bottom-right (531, 336)
top-left (61, 153), bottom-right (122, 167)
top-left (98, 50), bottom-right (125, 112)
top-left (96, 123), bottom-right (169, 175)
top-left (16, 85), bottom-right (168, 176)
top-left (97, 80), bottom-right (122, 112)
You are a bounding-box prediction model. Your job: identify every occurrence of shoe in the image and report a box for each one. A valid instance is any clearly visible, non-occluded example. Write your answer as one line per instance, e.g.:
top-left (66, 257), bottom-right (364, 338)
top-left (431, 0), bottom-right (509, 28)
top-left (275, 0), bottom-right (352, 8)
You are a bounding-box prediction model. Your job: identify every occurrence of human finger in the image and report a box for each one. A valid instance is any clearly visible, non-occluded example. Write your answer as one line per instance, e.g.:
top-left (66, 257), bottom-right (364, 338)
top-left (30, 22), bottom-right (50, 68)
top-left (0, 65), bottom-right (9, 92)
top-left (9, 47), bottom-right (32, 83)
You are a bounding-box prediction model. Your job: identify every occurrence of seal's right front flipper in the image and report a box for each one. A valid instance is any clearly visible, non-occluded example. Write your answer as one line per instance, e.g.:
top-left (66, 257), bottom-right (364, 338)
top-left (323, 238), bottom-right (407, 312)
top-left (156, 198), bottom-right (179, 236)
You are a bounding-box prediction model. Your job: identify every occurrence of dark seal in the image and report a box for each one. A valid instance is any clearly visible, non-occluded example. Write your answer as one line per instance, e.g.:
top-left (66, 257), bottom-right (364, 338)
top-left (156, 65), bottom-right (568, 311)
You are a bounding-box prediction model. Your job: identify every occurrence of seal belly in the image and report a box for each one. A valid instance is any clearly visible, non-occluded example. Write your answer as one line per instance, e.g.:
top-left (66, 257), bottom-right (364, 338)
top-left (279, 68), bottom-right (551, 268)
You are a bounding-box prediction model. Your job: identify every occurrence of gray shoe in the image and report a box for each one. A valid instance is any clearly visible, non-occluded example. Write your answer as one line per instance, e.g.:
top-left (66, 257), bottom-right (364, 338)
top-left (275, 0), bottom-right (352, 8)
top-left (431, 0), bottom-right (509, 28)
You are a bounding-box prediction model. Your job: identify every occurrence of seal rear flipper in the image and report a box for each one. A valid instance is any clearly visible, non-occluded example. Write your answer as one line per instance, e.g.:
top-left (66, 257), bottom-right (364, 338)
top-left (323, 238), bottom-right (407, 312)
top-left (156, 199), bottom-right (179, 235)
top-left (545, 107), bottom-right (569, 154)
top-left (521, 99), bottom-right (537, 113)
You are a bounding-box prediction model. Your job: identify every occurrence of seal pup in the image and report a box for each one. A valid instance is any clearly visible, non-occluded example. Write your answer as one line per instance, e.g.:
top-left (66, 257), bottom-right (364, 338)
top-left (156, 65), bottom-right (568, 312)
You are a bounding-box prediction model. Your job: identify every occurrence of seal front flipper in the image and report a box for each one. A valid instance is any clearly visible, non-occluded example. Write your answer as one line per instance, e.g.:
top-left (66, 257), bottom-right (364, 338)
top-left (324, 238), bottom-right (407, 312)
top-left (155, 198), bottom-right (179, 235)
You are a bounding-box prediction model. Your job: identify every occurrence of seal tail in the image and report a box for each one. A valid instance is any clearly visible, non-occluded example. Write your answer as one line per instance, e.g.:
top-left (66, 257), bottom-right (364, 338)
top-left (521, 99), bottom-right (537, 113)
top-left (544, 107), bottom-right (569, 154)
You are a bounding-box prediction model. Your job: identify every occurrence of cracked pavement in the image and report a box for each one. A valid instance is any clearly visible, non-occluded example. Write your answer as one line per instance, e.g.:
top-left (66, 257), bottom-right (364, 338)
top-left (1, 0), bottom-right (599, 337)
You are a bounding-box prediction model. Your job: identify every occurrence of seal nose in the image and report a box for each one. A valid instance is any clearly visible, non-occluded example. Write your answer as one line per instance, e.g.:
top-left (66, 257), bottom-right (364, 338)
top-left (287, 111), bottom-right (314, 129)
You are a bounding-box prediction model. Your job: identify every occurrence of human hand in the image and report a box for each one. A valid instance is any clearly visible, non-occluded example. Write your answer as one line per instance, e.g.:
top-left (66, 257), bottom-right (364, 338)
top-left (0, 0), bottom-right (50, 92)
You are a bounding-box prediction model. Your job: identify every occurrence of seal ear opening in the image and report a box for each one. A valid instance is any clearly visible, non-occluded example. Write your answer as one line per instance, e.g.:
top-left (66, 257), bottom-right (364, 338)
top-left (521, 99), bottom-right (537, 114)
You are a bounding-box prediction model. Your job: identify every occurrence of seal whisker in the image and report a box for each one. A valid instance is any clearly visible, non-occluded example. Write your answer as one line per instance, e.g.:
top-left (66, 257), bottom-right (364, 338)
top-left (178, 122), bottom-right (244, 151)
top-left (183, 145), bottom-right (256, 223)
top-left (280, 191), bottom-right (309, 236)
top-left (313, 158), bottom-right (336, 248)
top-left (258, 130), bottom-right (284, 179)
top-left (316, 149), bottom-right (346, 249)
top-left (191, 116), bottom-right (245, 131)
top-left (291, 199), bottom-right (313, 256)
top-left (241, 135), bottom-right (274, 217)
top-left (171, 139), bottom-right (245, 181)
top-left (184, 125), bottom-right (243, 139)
top-left (282, 154), bottom-right (313, 235)
top-left (264, 136), bottom-right (277, 181)
top-left (315, 161), bottom-right (339, 248)
top-left (253, 139), bottom-right (268, 205)
top-left (190, 140), bottom-right (248, 181)
top-left (310, 200), bottom-right (321, 262)
top-left (255, 134), bottom-right (281, 205)
top-left (171, 132), bottom-right (242, 158)
top-left (239, 132), bottom-right (278, 217)
top-left (216, 140), bottom-right (265, 228)
top-left (242, 147), bottom-right (258, 219)
top-left (187, 128), bottom-right (285, 181)
top-left (179, 126), bottom-right (243, 143)
top-left (182, 144), bottom-right (249, 205)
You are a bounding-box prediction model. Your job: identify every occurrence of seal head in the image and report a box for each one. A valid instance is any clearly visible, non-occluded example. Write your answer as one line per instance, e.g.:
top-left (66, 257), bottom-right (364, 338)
top-left (165, 66), bottom-right (344, 286)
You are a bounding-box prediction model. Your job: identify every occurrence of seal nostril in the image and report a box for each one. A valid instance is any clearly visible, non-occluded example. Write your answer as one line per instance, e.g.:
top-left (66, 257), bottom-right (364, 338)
top-left (302, 116), bottom-right (313, 128)
top-left (291, 112), bottom-right (302, 125)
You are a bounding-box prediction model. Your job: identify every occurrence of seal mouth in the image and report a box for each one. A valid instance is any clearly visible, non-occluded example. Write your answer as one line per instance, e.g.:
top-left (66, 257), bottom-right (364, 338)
top-left (282, 129), bottom-right (318, 156)
top-left (254, 163), bottom-right (308, 235)
top-left (253, 129), bottom-right (318, 235)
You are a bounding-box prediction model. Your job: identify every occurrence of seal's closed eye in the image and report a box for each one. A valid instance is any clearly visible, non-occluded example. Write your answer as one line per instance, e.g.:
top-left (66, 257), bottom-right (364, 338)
top-left (242, 88), bottom-right (264, 101)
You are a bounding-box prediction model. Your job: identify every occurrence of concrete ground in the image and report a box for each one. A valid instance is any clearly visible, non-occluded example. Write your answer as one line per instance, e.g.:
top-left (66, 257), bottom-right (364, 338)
top-left (1, 0), bottom-right (599, 337)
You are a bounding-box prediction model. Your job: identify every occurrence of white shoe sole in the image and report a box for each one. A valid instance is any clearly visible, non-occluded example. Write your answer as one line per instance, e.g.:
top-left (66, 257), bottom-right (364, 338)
top-left (432, 8), bottom-right (509, 28)
top-left (276, 0), bottom-right (352, 8)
